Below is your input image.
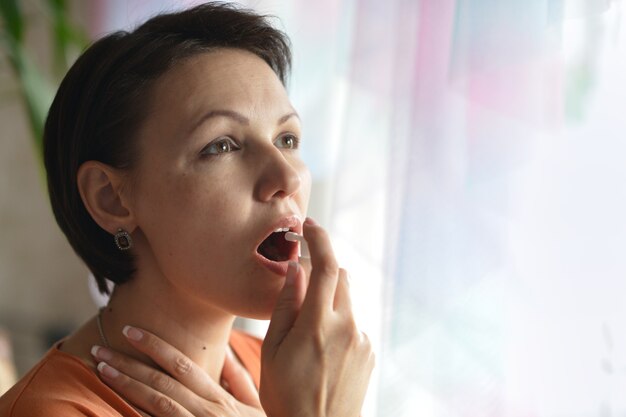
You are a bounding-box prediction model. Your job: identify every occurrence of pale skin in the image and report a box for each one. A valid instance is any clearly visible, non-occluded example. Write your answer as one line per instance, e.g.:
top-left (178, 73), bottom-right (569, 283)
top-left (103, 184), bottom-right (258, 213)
top-left (61, 48), bottom-right (374, 417)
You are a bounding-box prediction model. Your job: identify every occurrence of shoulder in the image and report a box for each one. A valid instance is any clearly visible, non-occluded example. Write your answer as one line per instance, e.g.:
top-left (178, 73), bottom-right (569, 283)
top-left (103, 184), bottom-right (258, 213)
top-left (2, 398), bottom-right (93, 417)
top-left (0, 349), bottom-right (86, 416)
top-left (0, 345), bottom-right (137, 417)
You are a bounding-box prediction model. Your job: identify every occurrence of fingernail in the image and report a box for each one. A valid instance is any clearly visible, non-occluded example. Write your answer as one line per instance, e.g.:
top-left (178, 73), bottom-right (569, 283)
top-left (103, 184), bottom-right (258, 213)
top-left (122, 325), bottom-right (143, 341)
top-left (304, 217), bottom-right (318, 226)
top-left (97, 362), bottom-right (119, 378)
top-left (286, 261), bottom-right (299, 285)
top-left (90, 345), bottom-right (113, 361)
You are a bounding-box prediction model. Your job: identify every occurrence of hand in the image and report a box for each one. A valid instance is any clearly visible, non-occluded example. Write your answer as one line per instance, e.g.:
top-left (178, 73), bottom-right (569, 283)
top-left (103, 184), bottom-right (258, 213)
top-left (91, 329), bottom-right (265, 417)
top-left (260, 218), bottom-right (375, 417)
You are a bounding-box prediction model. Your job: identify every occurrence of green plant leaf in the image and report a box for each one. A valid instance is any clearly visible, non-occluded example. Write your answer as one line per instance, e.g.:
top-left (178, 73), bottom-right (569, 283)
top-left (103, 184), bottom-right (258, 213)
top-left (1, 0), bottom-right (81, 166)
top-left (46, 0), bottom-right (87, 76)
top-left (0, 0), bottom-right (24, 43)
top-left (12, 47), bottom-right (55, 161)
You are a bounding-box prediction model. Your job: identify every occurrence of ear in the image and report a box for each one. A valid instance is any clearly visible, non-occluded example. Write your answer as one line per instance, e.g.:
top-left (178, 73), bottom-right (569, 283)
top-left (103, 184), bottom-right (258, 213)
top-left (77, 161), bottom-right (135, 235)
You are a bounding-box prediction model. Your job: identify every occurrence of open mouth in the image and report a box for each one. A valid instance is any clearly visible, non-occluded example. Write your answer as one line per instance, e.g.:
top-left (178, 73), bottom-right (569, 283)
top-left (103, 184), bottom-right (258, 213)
top-left (257, 227), bottom-right (297, 262)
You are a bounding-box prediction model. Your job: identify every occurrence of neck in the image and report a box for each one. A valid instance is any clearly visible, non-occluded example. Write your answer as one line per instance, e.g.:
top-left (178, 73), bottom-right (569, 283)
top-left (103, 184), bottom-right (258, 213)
top-left (99, 271), bottom-right (235, 382)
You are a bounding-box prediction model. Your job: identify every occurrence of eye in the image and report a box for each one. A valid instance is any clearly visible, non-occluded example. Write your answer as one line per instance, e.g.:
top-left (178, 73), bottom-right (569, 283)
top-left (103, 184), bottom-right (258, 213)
top-left (274, 134), bottom-right (300, 150)
top-left (200, 137), bottom-right (240, 156)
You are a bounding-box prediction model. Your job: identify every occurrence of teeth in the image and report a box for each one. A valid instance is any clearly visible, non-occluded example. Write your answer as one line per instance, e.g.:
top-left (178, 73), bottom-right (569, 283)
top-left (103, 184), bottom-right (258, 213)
top-left (273, 227), bottom-right (290, 233)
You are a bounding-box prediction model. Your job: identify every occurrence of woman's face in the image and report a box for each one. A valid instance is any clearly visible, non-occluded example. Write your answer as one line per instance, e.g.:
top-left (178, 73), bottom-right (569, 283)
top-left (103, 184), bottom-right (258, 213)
top-left (127, 49), bottom-right (311, 319)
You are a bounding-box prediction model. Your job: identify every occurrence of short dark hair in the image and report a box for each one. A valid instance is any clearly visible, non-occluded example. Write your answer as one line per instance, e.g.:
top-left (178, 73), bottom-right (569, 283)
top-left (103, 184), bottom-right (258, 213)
top-left (43, 2), bottom-right (292, 294)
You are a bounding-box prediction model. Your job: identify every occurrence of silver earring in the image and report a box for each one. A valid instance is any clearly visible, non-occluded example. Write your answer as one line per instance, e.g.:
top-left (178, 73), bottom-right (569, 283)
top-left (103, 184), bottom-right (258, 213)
top-left (114, 228), bottom-right (133, 250)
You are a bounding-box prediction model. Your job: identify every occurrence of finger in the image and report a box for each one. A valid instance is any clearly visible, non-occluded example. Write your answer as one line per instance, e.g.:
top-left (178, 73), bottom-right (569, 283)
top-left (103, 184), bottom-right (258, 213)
top-left (333, 268), bottom-right (352, 313)
top-left (96, 361), bottom-right (193, 417)
top-left (134, 409), bottom-right (151, 417)
top-left (120, 327), bottom-right (224, 401)
top-left (221, 348), bottom-right (261, 408)
top-left (300, 217), bottom-right (339, 316)
top-left (92, 345), bottom-right (214, 415)
top-left (264, 260), bottom-right (306, 355)
top-left (298, 255), bottom-right (312, 281)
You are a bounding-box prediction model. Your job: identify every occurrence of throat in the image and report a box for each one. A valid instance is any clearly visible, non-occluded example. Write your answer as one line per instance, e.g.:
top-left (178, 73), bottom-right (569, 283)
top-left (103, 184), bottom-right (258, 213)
top-left (97, 288), bottom-right (236, 382)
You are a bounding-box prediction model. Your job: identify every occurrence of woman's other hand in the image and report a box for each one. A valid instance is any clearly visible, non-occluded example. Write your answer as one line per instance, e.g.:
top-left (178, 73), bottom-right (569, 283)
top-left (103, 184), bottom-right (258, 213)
top-left (261, 218), bottom-right (375, 417)
top-left (91, 329), bottom-right (264, 417)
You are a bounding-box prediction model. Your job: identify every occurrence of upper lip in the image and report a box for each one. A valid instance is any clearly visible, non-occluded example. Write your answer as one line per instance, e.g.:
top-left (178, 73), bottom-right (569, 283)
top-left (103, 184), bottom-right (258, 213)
top-left (255, 214), bottom-right (303, 252)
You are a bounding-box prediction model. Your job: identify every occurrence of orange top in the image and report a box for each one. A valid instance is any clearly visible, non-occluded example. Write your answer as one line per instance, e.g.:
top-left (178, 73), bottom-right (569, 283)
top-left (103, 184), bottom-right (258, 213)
top-left (0, 329), bottom-right (261, 417)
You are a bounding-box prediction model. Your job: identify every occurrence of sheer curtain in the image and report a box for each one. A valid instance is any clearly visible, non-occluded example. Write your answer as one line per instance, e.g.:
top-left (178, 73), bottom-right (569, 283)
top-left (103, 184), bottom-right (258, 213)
top-left (325, 1), bottom-right (626, 417)
top-left (93, 1), bottom-right (626, 416)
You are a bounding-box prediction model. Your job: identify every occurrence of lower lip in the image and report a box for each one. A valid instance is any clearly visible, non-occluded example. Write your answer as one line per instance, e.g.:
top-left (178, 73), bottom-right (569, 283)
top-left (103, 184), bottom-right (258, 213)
top-left (255, 252), bottom-right (290, 276)
top-left (254, 249), bottom-right (299, 276)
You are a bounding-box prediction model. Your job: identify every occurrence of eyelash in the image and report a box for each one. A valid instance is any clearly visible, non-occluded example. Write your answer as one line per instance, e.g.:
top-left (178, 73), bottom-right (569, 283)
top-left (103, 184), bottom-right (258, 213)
top-left (199, 134), bottom-right (300, 157)
top-left (199, 137), bottom-right (240, 156)
top-left (275, 134), bottom-right (300, 150)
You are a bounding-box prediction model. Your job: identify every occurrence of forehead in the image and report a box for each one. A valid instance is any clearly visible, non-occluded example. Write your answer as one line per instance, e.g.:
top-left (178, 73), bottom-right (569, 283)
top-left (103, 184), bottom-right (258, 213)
top-left (145, 48), bottom-right (290, 118)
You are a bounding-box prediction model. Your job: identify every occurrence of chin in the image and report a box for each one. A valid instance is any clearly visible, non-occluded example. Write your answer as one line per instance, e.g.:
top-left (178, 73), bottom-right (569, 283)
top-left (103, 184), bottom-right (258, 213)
top-left (234, 306), bottom-right (274, 321)
top-left (242, 310), bottom-right (274, 321)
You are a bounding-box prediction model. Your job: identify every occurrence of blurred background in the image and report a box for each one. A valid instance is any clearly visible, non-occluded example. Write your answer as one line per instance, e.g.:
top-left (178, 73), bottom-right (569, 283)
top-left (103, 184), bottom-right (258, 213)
top-left (2, 0), bottom-right (626, 416)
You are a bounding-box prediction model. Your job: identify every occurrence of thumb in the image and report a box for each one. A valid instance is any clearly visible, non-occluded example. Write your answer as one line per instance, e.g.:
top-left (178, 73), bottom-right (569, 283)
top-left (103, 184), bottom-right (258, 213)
top-left (263, 261), bottom-right (305, 356)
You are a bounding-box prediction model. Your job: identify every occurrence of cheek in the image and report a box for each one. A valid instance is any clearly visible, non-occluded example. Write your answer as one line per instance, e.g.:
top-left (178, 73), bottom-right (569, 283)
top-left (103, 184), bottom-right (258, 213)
top-left (138, 165), bottom-right (233, 212)
top-left (134, 177), bottom-right (243, 285)
top-left (135, 167), bottom-right (252, 256)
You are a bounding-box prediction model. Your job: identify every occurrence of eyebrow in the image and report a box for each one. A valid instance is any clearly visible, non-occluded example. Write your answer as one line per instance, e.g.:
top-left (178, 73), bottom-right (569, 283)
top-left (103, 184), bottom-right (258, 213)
top-left (278, 111), bottom-right (300, 124)
top-left (191, 109), bottom-right (300, 133)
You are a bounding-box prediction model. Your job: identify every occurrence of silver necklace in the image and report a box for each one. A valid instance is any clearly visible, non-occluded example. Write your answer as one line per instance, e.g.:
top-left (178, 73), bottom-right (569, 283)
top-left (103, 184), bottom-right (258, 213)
top-left (96, 307), bottom-right (111, 348)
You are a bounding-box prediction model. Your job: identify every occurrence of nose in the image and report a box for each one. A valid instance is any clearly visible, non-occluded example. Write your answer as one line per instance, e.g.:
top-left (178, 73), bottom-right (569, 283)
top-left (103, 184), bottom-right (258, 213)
top-left (254, 147), bottom-right (302, 202)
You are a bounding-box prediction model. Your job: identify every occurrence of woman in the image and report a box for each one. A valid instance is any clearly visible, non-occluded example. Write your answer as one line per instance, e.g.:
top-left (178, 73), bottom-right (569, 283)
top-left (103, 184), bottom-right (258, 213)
top-left (0, 3), bottom-right (373, 417)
